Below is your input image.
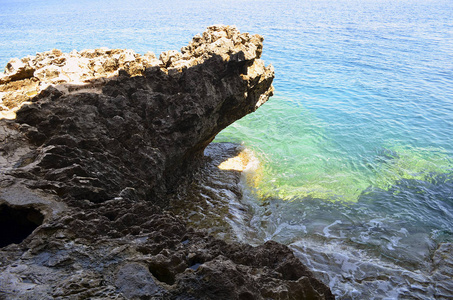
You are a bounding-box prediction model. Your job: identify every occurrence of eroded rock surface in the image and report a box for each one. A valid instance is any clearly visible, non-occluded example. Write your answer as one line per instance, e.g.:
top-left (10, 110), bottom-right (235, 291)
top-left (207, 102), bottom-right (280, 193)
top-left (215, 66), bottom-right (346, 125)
top-left (0, 26), bottom-right (334, 299)
top-left (0, 47), bottom-right (160, 116)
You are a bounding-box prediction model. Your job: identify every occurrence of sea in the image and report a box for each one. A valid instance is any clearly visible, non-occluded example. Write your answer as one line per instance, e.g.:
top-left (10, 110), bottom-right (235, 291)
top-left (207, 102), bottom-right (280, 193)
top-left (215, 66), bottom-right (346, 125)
top-left (1, 0), bottom-right (452, 298)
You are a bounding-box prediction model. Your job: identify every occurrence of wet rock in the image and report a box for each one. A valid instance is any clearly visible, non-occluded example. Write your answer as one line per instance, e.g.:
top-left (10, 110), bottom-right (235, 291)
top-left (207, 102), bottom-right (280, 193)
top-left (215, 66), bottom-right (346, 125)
top-left (431, 243), bottom-right (453, 297)
top-left (0, 26), bottom-right (334, 299)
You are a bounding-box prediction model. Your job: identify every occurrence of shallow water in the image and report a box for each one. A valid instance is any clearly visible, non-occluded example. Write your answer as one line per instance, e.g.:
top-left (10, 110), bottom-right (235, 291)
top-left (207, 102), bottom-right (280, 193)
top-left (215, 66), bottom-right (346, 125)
top-left (1, 0), bottom-right (453, 298)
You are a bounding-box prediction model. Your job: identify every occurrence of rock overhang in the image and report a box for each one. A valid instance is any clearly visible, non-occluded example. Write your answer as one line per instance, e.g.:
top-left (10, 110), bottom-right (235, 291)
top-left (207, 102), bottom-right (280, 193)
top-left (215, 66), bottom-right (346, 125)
top-left (0, 25), bottom-right (274, 206)
top-left (0, 26), bottom-right (334, 299)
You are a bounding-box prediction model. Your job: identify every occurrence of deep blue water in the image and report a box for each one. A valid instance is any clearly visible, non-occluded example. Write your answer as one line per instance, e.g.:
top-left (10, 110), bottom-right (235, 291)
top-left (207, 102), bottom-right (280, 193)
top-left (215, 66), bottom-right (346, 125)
top-left (1, 0), bottom-right (453, 298)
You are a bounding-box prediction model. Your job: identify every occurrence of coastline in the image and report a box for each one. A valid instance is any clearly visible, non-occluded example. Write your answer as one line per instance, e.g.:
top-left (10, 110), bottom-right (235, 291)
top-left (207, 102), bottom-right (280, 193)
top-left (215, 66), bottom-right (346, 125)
top-left (0, 26), bottom-right (334, 299)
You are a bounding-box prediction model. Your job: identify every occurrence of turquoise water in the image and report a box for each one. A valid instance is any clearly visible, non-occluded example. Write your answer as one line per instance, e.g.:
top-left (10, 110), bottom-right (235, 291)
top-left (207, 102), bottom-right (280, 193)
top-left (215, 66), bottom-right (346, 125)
top-left (1, 0), bottom-right (453, 298)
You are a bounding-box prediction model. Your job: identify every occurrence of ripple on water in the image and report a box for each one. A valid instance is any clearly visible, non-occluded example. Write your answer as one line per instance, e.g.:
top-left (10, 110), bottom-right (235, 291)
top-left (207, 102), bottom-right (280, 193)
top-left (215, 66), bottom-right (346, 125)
top-left (2, 0), bottom-right (453, 298)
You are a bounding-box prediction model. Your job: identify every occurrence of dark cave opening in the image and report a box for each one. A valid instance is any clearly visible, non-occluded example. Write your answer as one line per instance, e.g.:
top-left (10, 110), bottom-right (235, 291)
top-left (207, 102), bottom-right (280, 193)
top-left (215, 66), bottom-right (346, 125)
top-left (0, 204), bottom-right (44, 248)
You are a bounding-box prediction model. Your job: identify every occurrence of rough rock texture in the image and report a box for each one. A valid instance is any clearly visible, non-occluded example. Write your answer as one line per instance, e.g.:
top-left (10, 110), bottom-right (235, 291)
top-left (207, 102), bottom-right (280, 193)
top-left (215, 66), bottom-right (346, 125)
top-left (0, 26), bottom-right (334, 299)
top-left (1, 25), bottom-right (274, 205)
top-left (0, 199), bottom-right (333, 299)
top-left (0, 47), bottom-right (160, 117)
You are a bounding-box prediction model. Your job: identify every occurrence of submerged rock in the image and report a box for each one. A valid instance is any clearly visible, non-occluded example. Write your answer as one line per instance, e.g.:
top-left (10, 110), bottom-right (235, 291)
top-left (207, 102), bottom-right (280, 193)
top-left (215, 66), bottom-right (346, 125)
top-left (0, 26), bottom-right (333, 299)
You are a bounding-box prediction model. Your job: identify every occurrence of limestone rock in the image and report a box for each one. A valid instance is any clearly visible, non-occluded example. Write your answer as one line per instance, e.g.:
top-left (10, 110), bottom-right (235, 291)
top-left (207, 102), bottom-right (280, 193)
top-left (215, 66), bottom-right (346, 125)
top-left (115, 263), bottom-right (165, 298)
top-left (0, 48), bottom-right (160, 115)
top-left (0, 26), bottom-right (334, 299)
top-left (1, 25), bottom-right (275, 205)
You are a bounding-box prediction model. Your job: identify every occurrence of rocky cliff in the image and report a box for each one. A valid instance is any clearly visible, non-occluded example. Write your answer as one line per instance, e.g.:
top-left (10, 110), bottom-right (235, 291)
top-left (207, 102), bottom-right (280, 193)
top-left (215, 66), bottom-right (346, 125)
top-left (0, 26), bottom-right (334, 299)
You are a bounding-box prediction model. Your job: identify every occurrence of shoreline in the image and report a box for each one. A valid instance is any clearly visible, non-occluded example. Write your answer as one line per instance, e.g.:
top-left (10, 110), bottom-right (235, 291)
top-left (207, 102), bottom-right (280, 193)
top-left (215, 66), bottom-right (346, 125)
top-left (0, 26), bottom-right (334, 299)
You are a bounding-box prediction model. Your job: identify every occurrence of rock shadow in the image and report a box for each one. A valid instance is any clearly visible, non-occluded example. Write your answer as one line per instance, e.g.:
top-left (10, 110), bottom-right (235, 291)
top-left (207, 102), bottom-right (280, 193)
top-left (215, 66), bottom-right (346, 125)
top-left (0, 203), bottom-right (44, 247)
